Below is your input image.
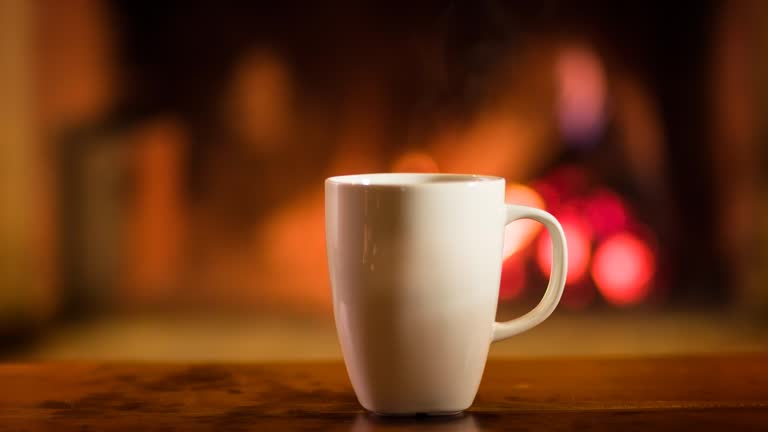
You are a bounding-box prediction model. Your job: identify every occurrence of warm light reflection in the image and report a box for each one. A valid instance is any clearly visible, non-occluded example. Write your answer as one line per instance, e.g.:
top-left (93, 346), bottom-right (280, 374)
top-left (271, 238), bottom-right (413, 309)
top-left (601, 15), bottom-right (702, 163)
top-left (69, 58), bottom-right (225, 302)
top-left (503, 184), bottom-right (545, 258)
top-left (592, 232), bottom-right (655, 306)
top-left (556, 44), bottom-right (607, 145)
top-left (391, 151), bottom-right (439, 173)
top-left (537, 213), bottom-right (592, 284)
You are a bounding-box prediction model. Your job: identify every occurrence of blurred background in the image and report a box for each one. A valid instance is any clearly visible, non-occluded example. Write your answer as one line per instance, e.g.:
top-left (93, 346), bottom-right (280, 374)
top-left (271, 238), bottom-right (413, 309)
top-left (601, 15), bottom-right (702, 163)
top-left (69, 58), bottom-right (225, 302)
top-left (1, 0), bottom-right (767, 361)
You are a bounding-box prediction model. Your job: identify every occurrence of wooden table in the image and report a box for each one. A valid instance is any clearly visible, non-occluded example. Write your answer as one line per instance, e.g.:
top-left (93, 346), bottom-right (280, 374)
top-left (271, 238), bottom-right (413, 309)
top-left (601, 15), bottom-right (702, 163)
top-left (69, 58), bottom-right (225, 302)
top-left (1, 355), bottom-right (767, 431)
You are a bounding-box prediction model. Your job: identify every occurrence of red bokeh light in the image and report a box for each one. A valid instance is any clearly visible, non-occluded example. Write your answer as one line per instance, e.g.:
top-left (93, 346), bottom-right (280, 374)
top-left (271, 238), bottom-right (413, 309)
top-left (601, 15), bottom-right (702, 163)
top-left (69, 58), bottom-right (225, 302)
top-left (536, 213), bottom-right (592, 284)
top-left (584, 189), bottom-right (630, 240)
top-left (591, 232), bottom-right (655, 306)
top-left (533, 181), bottom-right (561, 212)
top-left (499, 255), bottom-right (526, 300)
top-left (548, 166), bottom-right (590, 198)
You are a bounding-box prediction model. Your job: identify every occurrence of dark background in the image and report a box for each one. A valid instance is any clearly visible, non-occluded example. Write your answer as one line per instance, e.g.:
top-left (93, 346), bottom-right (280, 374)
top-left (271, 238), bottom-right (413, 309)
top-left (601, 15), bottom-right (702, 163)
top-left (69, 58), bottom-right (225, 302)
top-left (0, 0), bottom-right (765, 360)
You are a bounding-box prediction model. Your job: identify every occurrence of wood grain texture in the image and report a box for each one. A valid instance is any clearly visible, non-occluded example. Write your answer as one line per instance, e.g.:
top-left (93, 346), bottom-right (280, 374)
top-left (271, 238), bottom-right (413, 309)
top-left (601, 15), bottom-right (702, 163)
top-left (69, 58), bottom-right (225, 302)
top-left (1, 355), bottom-right (767, 431)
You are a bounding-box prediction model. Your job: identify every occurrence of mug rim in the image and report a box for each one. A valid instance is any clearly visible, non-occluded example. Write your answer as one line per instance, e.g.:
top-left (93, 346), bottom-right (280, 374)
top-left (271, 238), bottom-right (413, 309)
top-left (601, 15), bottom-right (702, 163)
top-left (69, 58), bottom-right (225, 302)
top-left (326, 173), bottom-right (503, 187)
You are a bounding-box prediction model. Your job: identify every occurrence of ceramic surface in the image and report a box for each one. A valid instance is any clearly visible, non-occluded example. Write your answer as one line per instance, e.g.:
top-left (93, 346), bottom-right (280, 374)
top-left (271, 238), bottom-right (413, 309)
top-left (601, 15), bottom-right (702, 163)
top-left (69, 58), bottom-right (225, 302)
top-left (326, 173), bottom-right (567, 414)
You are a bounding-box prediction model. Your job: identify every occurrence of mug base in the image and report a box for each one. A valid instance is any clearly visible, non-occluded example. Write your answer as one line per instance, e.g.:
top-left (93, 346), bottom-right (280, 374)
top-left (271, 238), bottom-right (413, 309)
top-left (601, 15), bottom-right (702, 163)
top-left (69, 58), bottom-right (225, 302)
top-left (371, 410), bottom-right (464, 417)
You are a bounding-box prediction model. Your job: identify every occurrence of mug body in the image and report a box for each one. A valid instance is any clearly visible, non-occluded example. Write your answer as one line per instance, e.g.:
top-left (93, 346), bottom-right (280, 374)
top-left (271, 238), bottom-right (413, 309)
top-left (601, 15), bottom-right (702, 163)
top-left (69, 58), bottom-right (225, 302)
top-left (325, 173), bottom-right (506, 414)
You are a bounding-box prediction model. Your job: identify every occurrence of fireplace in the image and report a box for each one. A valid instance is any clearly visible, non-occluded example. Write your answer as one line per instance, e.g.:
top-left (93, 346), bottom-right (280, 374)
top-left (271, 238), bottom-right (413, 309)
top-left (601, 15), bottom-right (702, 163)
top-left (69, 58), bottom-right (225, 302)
top-left (1, 0), bottom-right (766, 357)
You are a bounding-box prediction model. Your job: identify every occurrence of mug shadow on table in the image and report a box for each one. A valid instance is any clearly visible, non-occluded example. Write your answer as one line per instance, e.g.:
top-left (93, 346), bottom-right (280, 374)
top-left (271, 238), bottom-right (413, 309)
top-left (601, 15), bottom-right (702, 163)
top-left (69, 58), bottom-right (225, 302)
top-left (350, 413), bottom-right (478, 432)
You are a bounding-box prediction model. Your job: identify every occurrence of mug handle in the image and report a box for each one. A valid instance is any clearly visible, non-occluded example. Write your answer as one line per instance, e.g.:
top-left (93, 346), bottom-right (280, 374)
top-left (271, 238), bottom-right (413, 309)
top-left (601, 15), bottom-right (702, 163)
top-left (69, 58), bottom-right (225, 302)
top-left (493, 204), bottom-right (568, 342)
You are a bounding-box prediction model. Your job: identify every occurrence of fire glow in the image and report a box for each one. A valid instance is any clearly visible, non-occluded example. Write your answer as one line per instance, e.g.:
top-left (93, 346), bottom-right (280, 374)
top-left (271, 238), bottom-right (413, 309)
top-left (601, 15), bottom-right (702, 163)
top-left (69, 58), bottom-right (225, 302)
top-left (391, 151), bottom-right (440, 173)
top-left (503, 184), bottom-right (545, 258)
top-left (499, 257), bottom-right (525, 301)
top-left (585, 189), bottom-right (630, 239)
top-left (536, 213), bottom-right (592, 285)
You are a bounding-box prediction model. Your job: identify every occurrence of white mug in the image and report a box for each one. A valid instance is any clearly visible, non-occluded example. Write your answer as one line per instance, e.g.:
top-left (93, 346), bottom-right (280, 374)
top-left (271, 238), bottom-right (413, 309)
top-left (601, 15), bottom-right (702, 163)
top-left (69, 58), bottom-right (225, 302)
top-left (325, 173), bottom-right (567, 415)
